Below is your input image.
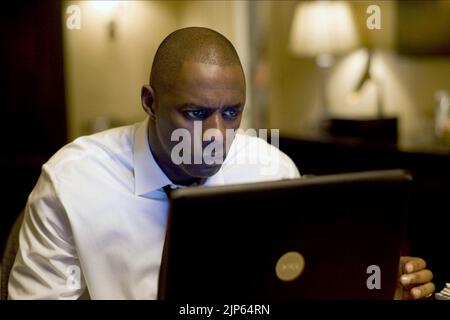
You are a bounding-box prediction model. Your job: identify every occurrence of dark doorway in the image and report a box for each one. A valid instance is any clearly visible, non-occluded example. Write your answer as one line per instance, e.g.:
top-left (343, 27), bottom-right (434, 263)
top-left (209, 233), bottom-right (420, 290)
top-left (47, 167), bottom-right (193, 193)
top-left (0, 0), bottom-right (67, 254)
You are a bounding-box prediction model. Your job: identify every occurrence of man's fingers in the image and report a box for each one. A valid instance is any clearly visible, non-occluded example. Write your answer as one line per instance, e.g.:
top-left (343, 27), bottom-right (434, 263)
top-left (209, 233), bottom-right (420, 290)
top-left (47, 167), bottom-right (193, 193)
top-left (410, 282), bottom-right (435, 300)
top-left (398, 256), bottom-right (435, 300)
top-left (402, 257), bottom-right (427, 273)
top-left (400, 269), bottom-right (433, 285)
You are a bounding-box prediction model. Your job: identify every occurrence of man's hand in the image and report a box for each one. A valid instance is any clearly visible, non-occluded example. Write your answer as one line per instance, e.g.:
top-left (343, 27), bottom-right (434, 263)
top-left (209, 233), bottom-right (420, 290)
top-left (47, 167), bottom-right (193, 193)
top-left (395, 256), bottom-right (435, 300)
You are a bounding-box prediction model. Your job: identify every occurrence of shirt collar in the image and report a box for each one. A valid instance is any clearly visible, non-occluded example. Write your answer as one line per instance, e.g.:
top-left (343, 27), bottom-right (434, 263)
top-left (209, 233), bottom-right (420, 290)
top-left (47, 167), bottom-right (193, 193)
top-left (133, 117), bottom-right (171, 196)
top-left (133, 117), bottom-right (225, 196)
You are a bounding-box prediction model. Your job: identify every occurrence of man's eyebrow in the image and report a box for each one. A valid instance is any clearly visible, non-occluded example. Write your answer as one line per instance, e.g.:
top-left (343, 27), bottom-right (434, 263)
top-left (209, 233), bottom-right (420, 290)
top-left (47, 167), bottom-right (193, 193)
top-left (177, 103), bottom-right (242, 109)
top-left (224, 103), bottom-right (243, 109)
top-left (177, 103), bottom-right (210, 109)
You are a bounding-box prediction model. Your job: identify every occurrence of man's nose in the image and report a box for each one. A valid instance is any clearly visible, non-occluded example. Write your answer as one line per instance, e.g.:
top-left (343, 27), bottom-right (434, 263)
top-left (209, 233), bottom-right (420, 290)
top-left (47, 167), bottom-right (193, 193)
top-left (203, 112), bottom-right (226, 137)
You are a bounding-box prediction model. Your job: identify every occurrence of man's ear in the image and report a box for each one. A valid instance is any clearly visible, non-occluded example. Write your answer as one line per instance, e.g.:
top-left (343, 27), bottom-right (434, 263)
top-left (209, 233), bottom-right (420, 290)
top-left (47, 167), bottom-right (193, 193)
top-left (141, 85), bottom-right (156, 120)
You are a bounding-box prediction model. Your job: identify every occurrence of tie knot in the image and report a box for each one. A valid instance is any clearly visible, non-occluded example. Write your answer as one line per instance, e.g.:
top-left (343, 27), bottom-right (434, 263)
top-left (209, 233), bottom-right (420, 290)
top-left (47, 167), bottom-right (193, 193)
top-left (163, 182), bottom-right (198, 197)
top-left (162, 184), bottom-right (176, 197)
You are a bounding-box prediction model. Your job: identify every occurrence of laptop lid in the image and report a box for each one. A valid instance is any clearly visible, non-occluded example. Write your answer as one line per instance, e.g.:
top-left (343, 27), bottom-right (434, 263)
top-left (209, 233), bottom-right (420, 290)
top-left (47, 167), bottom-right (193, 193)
top-left (158, 169), bottom-right (411, 300)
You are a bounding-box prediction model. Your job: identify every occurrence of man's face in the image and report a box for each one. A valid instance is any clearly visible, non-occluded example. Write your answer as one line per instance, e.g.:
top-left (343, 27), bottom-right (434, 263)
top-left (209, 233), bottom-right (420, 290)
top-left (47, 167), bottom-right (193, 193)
top-left (153, 61), bottom-right (246, 178)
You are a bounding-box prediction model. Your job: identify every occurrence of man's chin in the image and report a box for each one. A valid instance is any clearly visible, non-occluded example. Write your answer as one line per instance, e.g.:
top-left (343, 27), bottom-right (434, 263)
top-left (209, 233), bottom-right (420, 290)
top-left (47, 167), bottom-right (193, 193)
top-left (182, 163), bottom-right (223, 179)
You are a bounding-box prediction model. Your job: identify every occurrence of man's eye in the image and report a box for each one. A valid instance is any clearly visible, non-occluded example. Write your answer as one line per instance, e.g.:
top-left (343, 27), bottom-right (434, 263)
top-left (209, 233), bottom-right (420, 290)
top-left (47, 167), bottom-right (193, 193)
top-left (185, 110), bottom-right (209, 120)
top-left (222, 108), bottom-right (239, 119)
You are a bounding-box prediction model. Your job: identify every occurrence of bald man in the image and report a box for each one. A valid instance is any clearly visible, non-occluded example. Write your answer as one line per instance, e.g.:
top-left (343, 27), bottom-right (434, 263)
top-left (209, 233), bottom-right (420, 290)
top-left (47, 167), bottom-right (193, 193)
top-left (8, 27), bottom-right (434, 300)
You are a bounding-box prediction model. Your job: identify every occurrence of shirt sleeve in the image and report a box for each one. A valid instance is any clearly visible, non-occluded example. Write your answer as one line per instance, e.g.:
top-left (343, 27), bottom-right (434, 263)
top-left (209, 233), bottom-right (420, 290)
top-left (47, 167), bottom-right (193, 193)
top-left (8, 165), bottom-right (86, 299)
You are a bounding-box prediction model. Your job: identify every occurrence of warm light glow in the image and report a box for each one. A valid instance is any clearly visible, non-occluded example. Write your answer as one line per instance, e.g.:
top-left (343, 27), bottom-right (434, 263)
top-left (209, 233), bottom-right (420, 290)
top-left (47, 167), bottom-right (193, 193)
top-left (88, 0), bottom-right (130, 19)
top-left (90, 1), bottom-right (118, 16)
top-left (289, 0), bottom-right (359, 57)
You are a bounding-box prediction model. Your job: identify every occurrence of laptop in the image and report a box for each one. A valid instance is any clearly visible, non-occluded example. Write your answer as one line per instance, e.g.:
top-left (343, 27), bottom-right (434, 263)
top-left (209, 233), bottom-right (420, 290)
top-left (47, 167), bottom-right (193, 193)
top-left (158, 169), bottom-right (411, 300)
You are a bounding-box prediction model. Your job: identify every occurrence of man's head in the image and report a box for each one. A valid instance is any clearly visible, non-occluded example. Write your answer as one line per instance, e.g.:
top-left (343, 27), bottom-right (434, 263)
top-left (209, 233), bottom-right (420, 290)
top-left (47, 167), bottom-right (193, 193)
top-left (141, 27), bottom-right (246, 185)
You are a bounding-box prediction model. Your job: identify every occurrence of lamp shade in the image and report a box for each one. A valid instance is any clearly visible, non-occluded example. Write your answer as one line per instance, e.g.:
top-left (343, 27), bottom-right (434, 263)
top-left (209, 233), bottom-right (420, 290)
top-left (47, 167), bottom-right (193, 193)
top-left (289, 0), bottom-right (359, 57)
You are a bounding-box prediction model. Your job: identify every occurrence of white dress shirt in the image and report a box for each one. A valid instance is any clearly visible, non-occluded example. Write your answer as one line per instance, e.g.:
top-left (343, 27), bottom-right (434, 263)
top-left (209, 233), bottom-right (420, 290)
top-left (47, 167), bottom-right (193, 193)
top-left (8, 117), bottom-right (300, 299)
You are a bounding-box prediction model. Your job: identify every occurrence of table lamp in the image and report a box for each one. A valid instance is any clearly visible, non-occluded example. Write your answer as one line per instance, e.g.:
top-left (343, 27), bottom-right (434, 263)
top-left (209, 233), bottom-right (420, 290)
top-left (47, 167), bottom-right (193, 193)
top-left (289, 0), bottom-right (359, 126)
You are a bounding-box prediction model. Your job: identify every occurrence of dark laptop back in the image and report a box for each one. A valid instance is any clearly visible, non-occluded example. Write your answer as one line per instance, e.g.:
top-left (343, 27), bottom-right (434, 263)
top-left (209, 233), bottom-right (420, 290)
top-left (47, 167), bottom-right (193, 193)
top-left (158, 169), bottom-right (411, 300)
